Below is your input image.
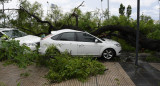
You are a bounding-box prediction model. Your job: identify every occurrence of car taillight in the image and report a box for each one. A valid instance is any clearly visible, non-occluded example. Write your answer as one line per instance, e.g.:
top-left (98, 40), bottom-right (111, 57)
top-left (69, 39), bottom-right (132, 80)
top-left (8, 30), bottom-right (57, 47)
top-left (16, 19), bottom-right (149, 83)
top-left (41, 34), bottom-right (52, 40)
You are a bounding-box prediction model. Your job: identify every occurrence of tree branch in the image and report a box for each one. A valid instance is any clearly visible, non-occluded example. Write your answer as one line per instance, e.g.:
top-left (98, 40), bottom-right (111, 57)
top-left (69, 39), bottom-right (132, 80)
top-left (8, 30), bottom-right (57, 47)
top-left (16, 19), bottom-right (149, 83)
top-left (20, 6), bottom-right (57, 34)
top-left (67, 1), bottom-right (85, 26)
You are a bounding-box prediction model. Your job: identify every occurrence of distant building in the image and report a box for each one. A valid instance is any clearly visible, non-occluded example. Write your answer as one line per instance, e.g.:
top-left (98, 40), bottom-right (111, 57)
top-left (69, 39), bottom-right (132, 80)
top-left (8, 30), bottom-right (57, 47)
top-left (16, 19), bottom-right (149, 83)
top-left (154, 20), bottom-right (160, 24)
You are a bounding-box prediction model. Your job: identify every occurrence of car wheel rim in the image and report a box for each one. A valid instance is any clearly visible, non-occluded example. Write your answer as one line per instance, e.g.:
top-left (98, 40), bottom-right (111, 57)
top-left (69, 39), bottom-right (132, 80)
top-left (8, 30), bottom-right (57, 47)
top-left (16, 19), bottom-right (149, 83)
top-left (103, 49), bottom-right (113, 59)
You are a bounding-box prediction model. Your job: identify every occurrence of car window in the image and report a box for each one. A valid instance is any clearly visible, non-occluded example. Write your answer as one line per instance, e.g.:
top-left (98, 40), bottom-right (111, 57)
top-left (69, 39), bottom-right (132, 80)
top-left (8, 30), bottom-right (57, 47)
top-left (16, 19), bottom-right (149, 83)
top-left (51, 34), bottom-right (60, 40)
top-left (2, 30), bottom-right (27, 38)
top-left (59, 32), bottom-right (75, 41)
top-left (76, 32), bottom-right (96, 42)
top-left (0, 32), bottom-right (3, 38)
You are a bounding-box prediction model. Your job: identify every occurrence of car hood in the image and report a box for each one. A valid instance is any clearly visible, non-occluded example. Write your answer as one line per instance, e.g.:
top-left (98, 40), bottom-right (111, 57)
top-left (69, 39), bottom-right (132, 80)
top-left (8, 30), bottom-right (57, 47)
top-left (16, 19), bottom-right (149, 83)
top-left (15, 35), bottom-right (41, 44)
top-left (103, 38), bottom-right (119, 44)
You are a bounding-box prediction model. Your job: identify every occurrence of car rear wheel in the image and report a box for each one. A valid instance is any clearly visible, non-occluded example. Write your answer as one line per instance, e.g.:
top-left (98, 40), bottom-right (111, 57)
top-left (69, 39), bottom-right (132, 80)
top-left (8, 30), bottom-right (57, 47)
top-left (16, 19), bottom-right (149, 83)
top-left (102, 48), bottom-right (115, 60)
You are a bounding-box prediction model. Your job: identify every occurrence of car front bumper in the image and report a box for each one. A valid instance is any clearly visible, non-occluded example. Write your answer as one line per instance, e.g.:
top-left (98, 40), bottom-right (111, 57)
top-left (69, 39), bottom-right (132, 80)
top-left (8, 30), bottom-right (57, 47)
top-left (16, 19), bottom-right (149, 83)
top-left (115, 46), bottom-right (121, 56)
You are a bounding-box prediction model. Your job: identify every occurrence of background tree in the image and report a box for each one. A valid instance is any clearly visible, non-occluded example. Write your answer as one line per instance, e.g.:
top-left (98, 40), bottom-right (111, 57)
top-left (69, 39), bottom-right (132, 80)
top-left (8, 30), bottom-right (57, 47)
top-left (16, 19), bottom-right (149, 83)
top-left (10, 0), bottom-right (51, 35)
top-left (78, 12), bottom-right (97, 31)
top-left (0, 0), bottom-right (12, 27)
top-left (119, 3), bottom-right (125, 16)
top-left (126, 5), bottom-right (132, 18)
top-left (103, 9), bottom-right (109, 20)
top-left (140, 14), bottom-right (152, 23)
top-left (45, 5), bottom-right (63, 28)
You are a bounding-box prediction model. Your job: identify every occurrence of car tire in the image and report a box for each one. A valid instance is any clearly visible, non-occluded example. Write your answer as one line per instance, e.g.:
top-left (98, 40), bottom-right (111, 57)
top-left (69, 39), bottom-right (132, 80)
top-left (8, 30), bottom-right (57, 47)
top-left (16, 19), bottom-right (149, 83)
top-left (102, 48), bottom-right (116, 60)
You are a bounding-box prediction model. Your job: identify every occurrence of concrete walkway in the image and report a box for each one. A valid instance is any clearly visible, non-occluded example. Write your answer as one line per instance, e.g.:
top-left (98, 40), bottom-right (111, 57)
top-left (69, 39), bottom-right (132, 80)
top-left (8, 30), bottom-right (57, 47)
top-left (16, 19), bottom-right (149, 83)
top-left (150, 63), bottom-right (160, 71)
top-left (0, 63), bottom-right (48, 86)
top-left (0, 62), bottom-right (135, 86)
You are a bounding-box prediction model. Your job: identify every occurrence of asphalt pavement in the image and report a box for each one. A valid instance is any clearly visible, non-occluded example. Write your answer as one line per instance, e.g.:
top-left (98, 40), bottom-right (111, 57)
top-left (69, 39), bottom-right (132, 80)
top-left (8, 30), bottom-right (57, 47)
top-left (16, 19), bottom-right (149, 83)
top-left (120, 62), bottom-right (160, 86)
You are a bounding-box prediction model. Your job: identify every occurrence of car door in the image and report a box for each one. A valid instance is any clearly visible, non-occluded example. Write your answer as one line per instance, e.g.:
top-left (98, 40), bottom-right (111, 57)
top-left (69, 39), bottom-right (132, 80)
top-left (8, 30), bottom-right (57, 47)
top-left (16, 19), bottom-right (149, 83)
top-left (56, 32), bottom-right (77, 55)
top-left (76, 32), bottom-right (103, 56)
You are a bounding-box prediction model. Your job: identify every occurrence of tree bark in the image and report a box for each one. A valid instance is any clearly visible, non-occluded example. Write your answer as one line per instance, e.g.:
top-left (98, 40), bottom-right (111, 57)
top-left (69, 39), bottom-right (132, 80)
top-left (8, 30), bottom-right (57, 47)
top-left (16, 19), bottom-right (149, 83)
top-left (91, 25), bottom-right (160, 51)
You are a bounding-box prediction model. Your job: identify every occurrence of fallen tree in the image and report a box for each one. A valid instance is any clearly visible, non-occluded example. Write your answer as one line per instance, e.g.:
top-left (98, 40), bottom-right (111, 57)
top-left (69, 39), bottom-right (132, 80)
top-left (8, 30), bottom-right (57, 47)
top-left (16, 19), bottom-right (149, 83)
top-left (19, 4), bottom-right (160, 52)
top-left (91, 25), bottom-right (160, 51)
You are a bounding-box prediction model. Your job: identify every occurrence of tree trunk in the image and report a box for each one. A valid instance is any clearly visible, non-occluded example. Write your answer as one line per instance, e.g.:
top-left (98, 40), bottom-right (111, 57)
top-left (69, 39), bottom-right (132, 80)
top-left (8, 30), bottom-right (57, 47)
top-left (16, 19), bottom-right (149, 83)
top-left (91, 25), bottom-right (160, 51)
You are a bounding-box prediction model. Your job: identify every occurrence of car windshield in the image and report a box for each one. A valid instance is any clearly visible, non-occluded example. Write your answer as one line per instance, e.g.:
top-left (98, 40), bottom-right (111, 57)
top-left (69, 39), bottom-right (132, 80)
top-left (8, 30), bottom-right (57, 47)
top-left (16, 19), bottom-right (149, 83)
top-left (100, 38), bottom-right (105, 41)
top-left (86, 32), bottom-right (105, 41)
top-left (2, 30), bottom-right (27, 38)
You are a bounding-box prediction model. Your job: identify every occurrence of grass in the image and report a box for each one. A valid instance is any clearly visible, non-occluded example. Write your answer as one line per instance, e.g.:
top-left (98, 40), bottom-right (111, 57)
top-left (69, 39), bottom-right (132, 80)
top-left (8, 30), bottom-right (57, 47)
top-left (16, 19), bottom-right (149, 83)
top-left (20, 72), bottom-right (30, 77)
top-left (0, 82), bottom-right (6, 86)
top-left (115, 78), bottom-right (120, 85)
top-left (145, 56), bottom-right (160, 63)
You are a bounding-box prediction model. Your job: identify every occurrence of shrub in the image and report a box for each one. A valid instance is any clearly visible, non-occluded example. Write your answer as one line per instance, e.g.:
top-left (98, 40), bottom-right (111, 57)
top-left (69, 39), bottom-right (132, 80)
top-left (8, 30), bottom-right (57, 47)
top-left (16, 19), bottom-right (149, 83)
top-left (0, 40), bottom-right (38, 68)
top-left (20, 72), bottom-right (30, 77)
top-left (44, 45), bottom-right (106, 83)
top-left (147, 29), bottom-right (160, 40)
top-left (36, 45), bottom-right (60, 67)
top-left (145, 56), bottom-right (160, 63)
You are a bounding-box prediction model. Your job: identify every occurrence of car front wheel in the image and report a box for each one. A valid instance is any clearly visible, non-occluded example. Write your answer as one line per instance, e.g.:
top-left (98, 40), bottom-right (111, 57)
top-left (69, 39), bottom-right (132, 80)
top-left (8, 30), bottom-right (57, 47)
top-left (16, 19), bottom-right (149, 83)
top-left (102, 48), bottom-right (115, 60)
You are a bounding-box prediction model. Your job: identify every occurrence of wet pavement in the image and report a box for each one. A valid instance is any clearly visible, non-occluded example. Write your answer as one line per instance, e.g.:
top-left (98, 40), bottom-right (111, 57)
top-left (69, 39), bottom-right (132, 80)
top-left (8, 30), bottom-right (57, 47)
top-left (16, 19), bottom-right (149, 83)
top-left (150, 63), bottom-right (160, 71)
top-left (120, 62), bottom-right (160, 86)
top-left (0, 62), bottom-right (135, 86)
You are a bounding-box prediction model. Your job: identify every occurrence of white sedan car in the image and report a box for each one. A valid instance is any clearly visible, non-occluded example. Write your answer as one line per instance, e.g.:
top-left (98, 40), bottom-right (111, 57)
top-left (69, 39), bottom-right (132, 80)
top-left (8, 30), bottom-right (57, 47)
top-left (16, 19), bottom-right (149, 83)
top-left (0, 28), bottom-right (41, 50)
top-left (39, 29), bottom-right (121, 59)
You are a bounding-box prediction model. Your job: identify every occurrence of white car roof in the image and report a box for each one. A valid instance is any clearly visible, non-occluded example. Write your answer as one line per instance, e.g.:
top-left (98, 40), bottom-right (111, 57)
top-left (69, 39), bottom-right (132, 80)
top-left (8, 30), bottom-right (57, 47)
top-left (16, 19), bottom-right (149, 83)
top-left (0, 28), bottom-right (15, 32)
top-left (51, 29), bottom-right (82, 35)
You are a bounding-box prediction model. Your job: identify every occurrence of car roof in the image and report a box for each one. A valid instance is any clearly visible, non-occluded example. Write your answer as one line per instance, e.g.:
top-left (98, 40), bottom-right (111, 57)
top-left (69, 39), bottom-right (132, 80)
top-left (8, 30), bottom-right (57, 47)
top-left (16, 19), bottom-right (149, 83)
top-left (51, 29), bottom-right (82, 35)
top-left (0, 28), bottom-right (16, 32)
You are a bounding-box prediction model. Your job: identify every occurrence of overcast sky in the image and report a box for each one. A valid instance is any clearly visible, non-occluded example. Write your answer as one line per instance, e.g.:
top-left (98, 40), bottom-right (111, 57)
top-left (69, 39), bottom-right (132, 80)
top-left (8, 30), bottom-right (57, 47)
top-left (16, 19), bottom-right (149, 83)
top-left (1, 0), bottom-right (160, 20)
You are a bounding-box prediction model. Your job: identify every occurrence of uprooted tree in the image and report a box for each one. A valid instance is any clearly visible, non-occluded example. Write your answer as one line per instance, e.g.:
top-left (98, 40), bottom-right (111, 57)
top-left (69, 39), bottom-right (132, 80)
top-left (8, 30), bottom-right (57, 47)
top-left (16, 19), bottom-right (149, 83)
top-left (10, 1), bottom-right (160, 52)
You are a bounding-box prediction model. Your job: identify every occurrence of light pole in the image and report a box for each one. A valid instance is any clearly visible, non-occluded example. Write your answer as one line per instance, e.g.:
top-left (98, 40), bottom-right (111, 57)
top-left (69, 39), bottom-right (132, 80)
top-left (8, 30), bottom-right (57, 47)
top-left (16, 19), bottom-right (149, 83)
top-left (107, 0), bottom-right (109, 19)
top-left (47, 1), bottom-right (49, 16)
top-left (158, 0), bottom-right (160, 25)
top-left (135, 0), bottom-right (140, 66)
top-left (2, 0), bottom-right (5, 27)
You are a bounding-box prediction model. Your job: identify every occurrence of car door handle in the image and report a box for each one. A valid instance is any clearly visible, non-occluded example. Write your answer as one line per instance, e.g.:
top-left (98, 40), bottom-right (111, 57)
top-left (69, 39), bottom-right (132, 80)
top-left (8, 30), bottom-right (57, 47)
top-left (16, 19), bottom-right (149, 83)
top-left (78, 44), bottom-right (84, 47)
top-left (58, 43), bottom-right (63, 47)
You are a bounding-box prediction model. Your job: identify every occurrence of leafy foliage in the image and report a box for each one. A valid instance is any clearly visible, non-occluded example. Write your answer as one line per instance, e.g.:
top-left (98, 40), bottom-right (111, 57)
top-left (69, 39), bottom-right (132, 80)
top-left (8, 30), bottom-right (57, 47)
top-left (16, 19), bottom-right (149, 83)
top-left (10, 0), bottom-right (47, 35)
top-left (0, 40), bottom-right (105, 82)
top-left (126, 5), bottom-right (132, 18)
top-left (112, 37), bottom-right (135, 51)
top-left (0, 81), bottom-right (6, 86)
top-left (119, 3), bottom-right (125, 16)
top-left (147, 29), bottom-right (160, 40)
top-left (5, 1), bottom-right (160, 51)
top-left (44, 45), bottom-right (106, 83)
top-left (145, 56), bottom-right (160, 63)
top-left (20, 72), bottom-right (30, 77)
top-left (0, 40), bottom-right (38, 68)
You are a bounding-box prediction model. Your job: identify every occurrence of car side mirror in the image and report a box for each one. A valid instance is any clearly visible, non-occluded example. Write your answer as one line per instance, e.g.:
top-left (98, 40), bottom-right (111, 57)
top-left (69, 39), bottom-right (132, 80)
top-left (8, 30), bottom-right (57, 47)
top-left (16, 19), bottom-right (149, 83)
top-left (95, 39), bottom-right (99, 43)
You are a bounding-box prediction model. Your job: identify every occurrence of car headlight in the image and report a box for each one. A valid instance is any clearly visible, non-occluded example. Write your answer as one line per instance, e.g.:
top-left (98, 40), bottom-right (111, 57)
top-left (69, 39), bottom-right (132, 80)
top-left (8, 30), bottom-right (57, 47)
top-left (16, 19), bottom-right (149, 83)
top-left (114, 44), bottom-right (121, 47)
